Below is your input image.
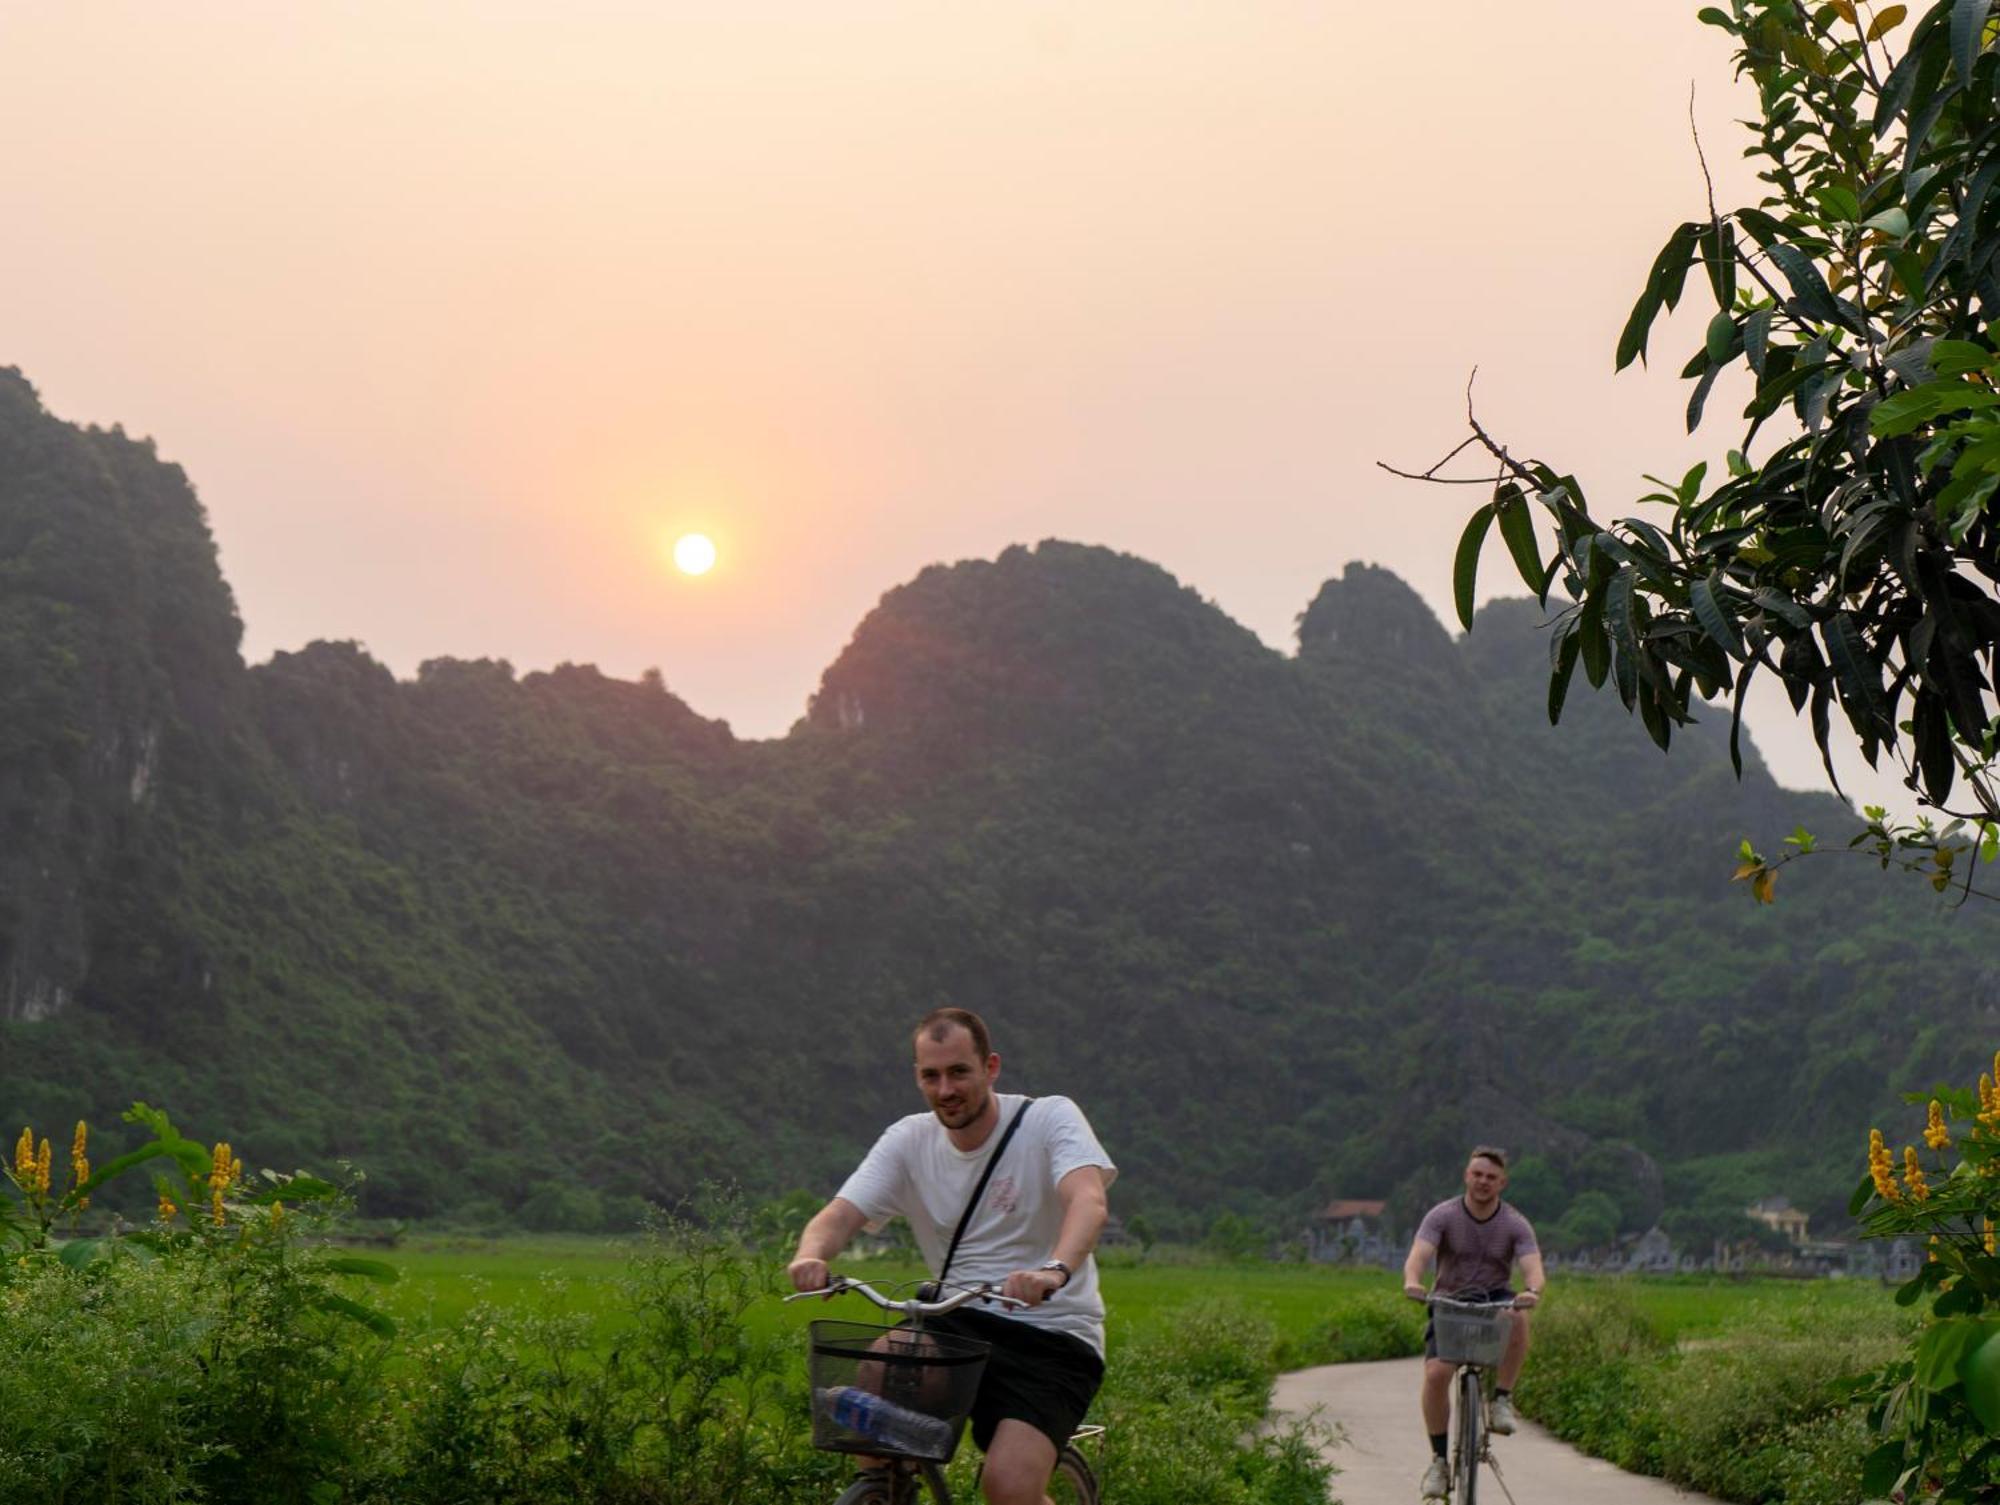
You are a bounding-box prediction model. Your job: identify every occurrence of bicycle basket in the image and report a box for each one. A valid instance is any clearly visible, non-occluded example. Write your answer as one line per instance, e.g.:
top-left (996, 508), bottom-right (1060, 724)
top-left (1431, 1300), bottom-right (1510, 1367)
top-left (808, 1321), bottom-right (990, 1463)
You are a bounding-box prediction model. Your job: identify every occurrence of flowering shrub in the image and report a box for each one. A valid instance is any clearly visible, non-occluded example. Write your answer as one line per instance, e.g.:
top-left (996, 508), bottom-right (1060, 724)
top-left (1854, 1055), bottom-right (2000, 1501)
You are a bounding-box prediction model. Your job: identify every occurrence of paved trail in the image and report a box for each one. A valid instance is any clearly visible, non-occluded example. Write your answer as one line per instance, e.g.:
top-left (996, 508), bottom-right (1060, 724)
top-left (1272, 1357), bottom-right (1722, 1505)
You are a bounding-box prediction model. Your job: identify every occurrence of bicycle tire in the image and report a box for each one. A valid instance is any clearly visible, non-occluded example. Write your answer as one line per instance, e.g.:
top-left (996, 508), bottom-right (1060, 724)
top-left (1048, 1444), bottom-right (1099, 1505)
top-left (833, 1461), bottom-right (948, 1505)
top-left (832, 1477), bottom-right (894, 1505)
top-left (1454, 1368), bottom-right (1482, 1505)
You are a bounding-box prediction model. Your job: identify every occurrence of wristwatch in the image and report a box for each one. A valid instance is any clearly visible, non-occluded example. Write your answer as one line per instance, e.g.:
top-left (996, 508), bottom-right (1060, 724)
top-left (1039, 1260), bottom-right (1072, 1287)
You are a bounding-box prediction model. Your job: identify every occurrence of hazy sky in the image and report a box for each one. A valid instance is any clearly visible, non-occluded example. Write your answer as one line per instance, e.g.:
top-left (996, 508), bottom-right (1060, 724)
top-left (0, 4), bottom-right (1914, 809)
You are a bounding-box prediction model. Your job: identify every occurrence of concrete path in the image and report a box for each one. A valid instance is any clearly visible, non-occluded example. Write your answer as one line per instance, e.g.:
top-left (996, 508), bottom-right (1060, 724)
top-left (1272, 1357), bottom-right (1723, 1505)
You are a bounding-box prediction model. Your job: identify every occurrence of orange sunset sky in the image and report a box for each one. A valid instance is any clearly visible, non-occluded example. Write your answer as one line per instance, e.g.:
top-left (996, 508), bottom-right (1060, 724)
top-left (0, 4), bottom-right (1908, 808)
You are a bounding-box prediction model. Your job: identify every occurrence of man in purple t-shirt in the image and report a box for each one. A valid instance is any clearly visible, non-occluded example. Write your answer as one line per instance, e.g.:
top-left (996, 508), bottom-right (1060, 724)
top-left (1401, 1145), bottom-right (1546, 1501)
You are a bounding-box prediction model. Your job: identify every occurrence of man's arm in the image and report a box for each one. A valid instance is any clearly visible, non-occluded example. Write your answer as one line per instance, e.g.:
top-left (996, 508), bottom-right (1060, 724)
top-left (1001, 1164), bottom-right (1109, 1305)
top-left (1515, 1249), bottom-right (1546, 1307)
top-left (1402, 1237), bottom-right (1438, 1300)
top-left (788, 1197), bottom-right (869, 1292)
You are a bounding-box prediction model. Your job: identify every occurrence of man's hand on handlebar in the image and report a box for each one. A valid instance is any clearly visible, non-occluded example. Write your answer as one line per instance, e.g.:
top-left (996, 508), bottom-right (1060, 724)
top-left (1513, 1289), bottom-right (1541, 1309)
top-left (1403, 1281), bottom-right (1428, 1302)
top-left (788, 1256), bottom-right (832, 1294)
top-left (1001, 1267), bottom-right (1067, 1305)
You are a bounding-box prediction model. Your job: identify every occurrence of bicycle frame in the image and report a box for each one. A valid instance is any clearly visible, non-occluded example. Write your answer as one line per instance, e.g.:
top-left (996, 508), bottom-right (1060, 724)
top-left (788, 1276), bottom-right (1102, 1505)
top-left (1423, 1292), bottom-right (1524, 1505)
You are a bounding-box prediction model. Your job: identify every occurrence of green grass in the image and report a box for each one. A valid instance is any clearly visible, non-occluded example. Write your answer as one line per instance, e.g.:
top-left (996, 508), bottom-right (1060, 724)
top-left (379, 1235), bottom-right (1904, 1361)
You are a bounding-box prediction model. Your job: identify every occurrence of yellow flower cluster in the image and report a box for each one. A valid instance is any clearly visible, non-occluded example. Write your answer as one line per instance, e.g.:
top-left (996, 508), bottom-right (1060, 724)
top-left (207, 1141), bottom-right (243, 1225)
top-left (1927, 1099), bottom-right (1953, 1150)
top-left (1870, 1129), bottom-right (1901, 1202)
top-left (70, 1121), bottom-right (88, 1210)
top-left (1986, 1217), bottom-right (1996, 1258)
top-left (1905, 1145), bottom-right (1932, 1201)
top-left (157, 1194), bottom-right (177, 1225)
top-left (1981, 1062), bottom-right (2000, 1131)
top-left (11, 1127), bottom-right (52, 1198)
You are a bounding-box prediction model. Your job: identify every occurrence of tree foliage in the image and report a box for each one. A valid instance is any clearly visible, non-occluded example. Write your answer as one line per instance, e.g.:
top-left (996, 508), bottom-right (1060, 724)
top-left (1446, 0), bottom-right (2000, 863)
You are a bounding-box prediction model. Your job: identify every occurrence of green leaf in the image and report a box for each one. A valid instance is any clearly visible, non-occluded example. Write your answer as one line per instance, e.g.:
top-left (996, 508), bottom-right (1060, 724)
top-left (1815, 183), bottom-right (1863, 222)
top-left (1494, 485), bottom-right (1546, 602)
top-left (1966, 1328), bottom-right (2000, 1431)
top-left (1453, 503), bottom-right (1497, 632)
top-left (55, 1238), bottom-right (112, 1272)
top-left (1687, 361), bottom-right (1723, 432)
top-left (312, 1292), bottom-right (398, 1339)
top-left (1579, 589), bottom-right (1611, 688)
top-left (321, 1255), bottom-right (400, 1284)
top-left (74, 1140), bottom-right (207, 1200)
top-left (1744, 307), bottom-right (1774, 374)
top-left (1862, 204), bottom-right (1913, 237)
top-left (1618, 224), bottom-right (1703, 370)
top-left (1932, 339), bottom-right (1992, 375)
top-left (1826, 612), bottom-right (1895, 746)
top-left (1697, 5), bottom-right (1734, 26)
top-left (1918, 1316), bottom-right (1997, 1391)
top-left (1860, 1440), bottom-right (1906, 1497)
top-left (1955, 0), bottom-right (1992, 85)
top-left (1765, 242), bottom-right (1846, 325)
top-left (1549, 622), bottom-right (1582, 724)
top-left (1692, 575), bottom-right (1747, 661)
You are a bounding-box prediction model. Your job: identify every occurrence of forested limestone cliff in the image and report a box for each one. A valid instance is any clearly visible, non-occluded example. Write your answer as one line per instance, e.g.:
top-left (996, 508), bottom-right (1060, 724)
top-left (1, 369), bottom-right (1987, 1243)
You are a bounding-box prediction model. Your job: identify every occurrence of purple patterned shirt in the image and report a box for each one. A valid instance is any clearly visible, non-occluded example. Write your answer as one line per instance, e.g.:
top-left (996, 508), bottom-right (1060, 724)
top-left (1416, 1198), bottom-right (1538, 1294)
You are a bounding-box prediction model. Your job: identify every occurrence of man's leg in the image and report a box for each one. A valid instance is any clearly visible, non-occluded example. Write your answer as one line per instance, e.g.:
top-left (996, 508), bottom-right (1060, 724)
top-left (980, 1417), bottom-right (1060, 1505)
top-left (1497, 1310), bottom-right (1531, 1390)
top-left (1420, 1357), bottom-right (1454, 1435)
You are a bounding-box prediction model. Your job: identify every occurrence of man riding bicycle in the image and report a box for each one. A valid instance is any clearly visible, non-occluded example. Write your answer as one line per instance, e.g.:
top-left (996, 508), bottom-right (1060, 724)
top-left (789, 1007), bottom-right (1116, 1505)
top-left (1401, 1145), bottom-right (1545, 1501)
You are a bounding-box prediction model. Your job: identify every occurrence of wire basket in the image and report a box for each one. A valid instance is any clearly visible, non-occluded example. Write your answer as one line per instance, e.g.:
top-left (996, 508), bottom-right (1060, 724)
top-left (1430, 1299), bottom-right (1511, 1367)
top-left (808, 1321), bottom-right (990, 1463)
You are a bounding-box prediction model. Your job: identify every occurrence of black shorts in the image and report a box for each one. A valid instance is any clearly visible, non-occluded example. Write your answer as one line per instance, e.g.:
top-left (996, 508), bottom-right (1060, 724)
top-left (1423, 1287), bottom-right (1514, 1361)
top-left (926, 1308), bottom-right (1105, 1453)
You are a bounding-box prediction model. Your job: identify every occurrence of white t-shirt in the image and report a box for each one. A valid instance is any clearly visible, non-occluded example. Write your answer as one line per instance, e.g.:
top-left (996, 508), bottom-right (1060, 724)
top-left (836, 1093), bottom-right (1118, 1356)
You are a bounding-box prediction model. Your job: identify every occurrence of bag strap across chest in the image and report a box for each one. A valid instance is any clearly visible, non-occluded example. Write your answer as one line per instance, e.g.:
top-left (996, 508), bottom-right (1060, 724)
top-left (934, 1097), bottom-right (1034, 1289)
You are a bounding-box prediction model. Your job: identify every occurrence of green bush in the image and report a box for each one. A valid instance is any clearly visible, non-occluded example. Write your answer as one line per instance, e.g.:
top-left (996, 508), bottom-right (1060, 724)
top-left (1515, 1284), bottom-right (1909, 1505)
top-left (1277, 1288), bottom-right (1424, 1369)
top-left (0, 1122), bottom-right (1336, 1505)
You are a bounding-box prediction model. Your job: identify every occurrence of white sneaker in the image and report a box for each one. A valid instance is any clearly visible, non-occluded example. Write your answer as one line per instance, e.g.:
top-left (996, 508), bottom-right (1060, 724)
top-left (1488, 1394), bottom-right (1519, 1435)
top-left (1421, 1456), bottom-right (1450, 1499)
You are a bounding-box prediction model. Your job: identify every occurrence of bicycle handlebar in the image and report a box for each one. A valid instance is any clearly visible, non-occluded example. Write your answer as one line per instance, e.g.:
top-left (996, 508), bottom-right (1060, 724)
top-left (1420, 1291), bottom-right (1533, 1312)
top-left (783, 1274), bottom-right (1029, 1315)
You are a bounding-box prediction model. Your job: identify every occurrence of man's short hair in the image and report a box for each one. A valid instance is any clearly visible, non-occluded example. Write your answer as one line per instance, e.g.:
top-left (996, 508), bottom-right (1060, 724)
top-left (914, 1007), bottom-right (991, 1061)
top-left (1469, 1145), bottom-right (1508, 1171)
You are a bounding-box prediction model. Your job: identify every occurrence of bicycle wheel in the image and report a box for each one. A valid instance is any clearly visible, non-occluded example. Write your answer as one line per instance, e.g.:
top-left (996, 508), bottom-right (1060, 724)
top-left (833, 1461), bottom-right (947, 1505)
top-left (832, 1477), bottom-right (894, 1505)
top-left (1453, 1368), bottom-right (1482, 1505)
top-left (1047, 1445), bottom-right (1100, 1505)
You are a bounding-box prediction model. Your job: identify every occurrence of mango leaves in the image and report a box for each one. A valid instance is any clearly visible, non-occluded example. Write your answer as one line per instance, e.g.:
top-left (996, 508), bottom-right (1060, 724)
top-left (1455, 0), bottom-right (2000, 815)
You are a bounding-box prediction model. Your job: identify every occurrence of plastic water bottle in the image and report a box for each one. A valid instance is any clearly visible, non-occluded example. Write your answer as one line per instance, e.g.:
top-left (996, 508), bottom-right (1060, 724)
top-left (818, 1385), bottom-right (954, 1457)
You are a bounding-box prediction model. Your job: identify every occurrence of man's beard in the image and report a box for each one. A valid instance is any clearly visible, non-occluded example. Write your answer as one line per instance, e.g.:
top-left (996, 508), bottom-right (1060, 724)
top-left (934, 1085), bottom-right (988, 1129)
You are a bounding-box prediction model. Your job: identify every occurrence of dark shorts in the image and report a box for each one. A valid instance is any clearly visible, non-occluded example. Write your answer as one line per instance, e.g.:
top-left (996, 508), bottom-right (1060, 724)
top-left (926, 1308), bottom-right (1105, 1453)
top-left (1423, 1287), bottom-right (1514, 1361)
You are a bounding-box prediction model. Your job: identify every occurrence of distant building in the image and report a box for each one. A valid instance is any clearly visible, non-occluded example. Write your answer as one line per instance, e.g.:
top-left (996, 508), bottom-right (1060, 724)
top-left (1306, 1198), bottom-right (1397, 1266)
top-left (1847, 1237), bottom-right (1924, 1282)
top-left (1624, 1226), bottom-right (1678, 1273)
top-left (1747, 1196), bottom-right (1811, 1246)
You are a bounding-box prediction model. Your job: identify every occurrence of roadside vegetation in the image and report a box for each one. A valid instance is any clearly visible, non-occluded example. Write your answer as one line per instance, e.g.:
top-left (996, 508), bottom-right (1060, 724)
top-left (0, 1111), bottom-right (1333, 1505)
top-left (1516, 1282), bottom-right (1910, 1505)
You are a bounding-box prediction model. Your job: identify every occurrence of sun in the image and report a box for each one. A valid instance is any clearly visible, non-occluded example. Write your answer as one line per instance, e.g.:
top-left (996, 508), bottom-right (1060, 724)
top-left (672, 533), bottom-right (717, 576)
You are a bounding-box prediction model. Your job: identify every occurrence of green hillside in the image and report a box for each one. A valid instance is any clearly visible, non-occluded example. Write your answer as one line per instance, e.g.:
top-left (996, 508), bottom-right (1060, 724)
top-left (0, 368), bottom-right (1983, 1242)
